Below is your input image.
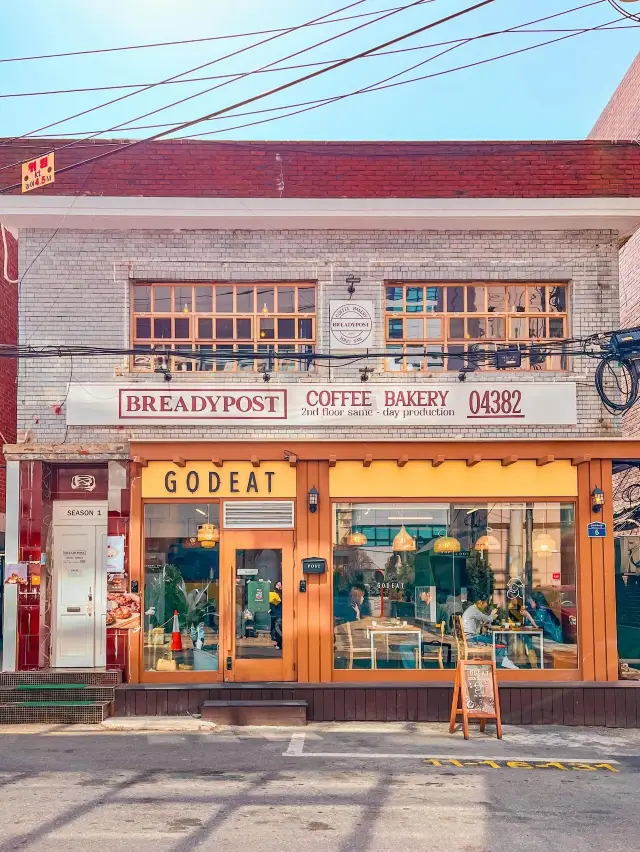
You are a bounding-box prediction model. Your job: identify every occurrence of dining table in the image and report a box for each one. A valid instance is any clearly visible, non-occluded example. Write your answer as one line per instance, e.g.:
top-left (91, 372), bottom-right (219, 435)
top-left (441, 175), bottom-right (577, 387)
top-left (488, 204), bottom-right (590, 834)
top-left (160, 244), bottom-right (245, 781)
top-left (358, 617), bottom-right (453, 668)
top-left (489, 625), bottom-right (545, 669)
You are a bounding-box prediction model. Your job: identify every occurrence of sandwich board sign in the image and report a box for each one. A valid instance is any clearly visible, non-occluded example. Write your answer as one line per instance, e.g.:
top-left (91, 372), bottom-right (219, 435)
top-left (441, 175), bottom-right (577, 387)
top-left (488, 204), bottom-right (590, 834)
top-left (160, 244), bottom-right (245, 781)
top-left (449, 660), bottom-right (502, 740)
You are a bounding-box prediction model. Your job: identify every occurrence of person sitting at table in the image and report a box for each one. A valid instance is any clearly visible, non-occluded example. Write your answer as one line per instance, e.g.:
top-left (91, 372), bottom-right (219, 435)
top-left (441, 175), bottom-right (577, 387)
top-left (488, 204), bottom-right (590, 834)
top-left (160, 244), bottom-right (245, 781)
top-left (525, 591), bottom-right (563, 643)
top-left (344, 584), bottom-right (370, 622)
top-left (462, 598), bottom-right (518, 669)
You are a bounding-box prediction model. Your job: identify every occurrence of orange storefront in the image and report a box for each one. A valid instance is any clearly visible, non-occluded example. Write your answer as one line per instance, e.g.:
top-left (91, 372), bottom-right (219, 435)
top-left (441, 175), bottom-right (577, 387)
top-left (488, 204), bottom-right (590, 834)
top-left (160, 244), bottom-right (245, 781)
top-left (126, 439), bottom-right (624, 688)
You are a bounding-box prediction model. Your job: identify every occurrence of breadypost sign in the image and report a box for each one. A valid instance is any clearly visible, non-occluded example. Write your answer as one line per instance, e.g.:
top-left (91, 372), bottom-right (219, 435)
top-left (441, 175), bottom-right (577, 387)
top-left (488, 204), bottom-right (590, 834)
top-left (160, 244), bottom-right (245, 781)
top-left (329, 301), bottom-right (374, 350)
top-left (66, 383), bottom-right (578, 427)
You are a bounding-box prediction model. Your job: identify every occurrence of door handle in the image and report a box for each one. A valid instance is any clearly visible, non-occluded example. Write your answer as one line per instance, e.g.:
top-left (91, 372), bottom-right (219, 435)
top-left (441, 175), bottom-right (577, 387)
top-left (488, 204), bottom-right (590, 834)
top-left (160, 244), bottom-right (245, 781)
top-left (226, 567), bottom-right (234, 675)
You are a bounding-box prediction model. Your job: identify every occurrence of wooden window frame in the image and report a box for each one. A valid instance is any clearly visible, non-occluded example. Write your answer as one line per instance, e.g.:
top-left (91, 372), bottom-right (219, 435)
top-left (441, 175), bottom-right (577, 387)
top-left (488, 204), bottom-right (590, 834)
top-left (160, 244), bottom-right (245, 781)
top-left (131, 281), bottom-right (316, 374)
top-left (384, 281), bottom-right (570, 374)
top-left (330, 495), bottom-right (582, 683)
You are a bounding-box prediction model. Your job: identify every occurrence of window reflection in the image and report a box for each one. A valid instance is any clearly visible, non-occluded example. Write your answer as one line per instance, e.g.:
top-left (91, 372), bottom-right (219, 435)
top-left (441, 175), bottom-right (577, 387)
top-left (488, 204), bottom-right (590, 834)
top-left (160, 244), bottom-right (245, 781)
top-left (333, 502), bottom-right (578, 671)
top-left (144, 504), bottom-right (220, 673)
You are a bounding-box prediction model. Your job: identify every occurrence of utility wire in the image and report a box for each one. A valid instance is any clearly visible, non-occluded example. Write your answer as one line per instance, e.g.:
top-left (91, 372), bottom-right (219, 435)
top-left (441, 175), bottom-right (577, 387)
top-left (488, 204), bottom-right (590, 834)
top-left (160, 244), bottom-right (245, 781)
top-left (0, 3), bottom-right (435, 64)
top-left (0, 0), bottom-right (375, 151)
top-left (0, 0), bottom-right (433, 173)
top-left (7, 0), bottom-right (571, 195)
top-left (2, 21), bottom-right (630, 101)
top-left (175, 12), bottom-right (633, 142)
top-left (6, 10), bottom-right (628, 156)
top-left (0, 1), bottom-right (624, 148)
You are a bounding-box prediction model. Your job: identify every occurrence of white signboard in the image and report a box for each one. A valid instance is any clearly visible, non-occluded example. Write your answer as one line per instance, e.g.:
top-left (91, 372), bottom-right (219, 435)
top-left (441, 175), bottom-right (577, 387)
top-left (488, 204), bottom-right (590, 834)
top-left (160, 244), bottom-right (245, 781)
top-left (67, 383), bottom-right (577, 427)
top-left (106, 535), bottom-right (125, 574)
top-left (329, 300), bottom-right (374, 349)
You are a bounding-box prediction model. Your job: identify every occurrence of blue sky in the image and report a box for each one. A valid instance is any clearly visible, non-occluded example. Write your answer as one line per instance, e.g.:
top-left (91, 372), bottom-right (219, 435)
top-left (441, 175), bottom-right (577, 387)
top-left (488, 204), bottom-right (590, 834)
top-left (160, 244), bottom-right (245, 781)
top-left (0, 0), bottom-right (638, 142)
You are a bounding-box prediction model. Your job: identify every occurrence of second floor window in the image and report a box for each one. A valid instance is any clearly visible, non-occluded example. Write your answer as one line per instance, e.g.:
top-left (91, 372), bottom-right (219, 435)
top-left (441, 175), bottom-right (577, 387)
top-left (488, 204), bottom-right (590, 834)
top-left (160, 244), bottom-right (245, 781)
top-left (385, 282), bottom-right (569, 373)
top-left (132, 282), bottom-right (316, 373)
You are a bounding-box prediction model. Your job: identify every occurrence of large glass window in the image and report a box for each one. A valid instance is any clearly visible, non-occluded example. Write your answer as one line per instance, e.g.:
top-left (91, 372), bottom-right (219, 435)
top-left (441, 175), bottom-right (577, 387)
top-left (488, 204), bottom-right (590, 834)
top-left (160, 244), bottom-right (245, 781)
top-left (384, 282), bottom-right (569, 373)
top-left (333, 502), bottom-right (578, 671)
top-left (132, 282), bottom-right (316, 374)
top-left (144, 504), bottom-right (220, 673)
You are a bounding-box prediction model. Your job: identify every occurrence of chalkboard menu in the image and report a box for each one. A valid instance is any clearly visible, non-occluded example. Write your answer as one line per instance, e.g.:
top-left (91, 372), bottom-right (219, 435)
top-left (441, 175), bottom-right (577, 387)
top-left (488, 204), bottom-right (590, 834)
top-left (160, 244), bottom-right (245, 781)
top-left (449, 660), bottom-right (502, 739)
top-left (463, 663), bottom-right (496, 715)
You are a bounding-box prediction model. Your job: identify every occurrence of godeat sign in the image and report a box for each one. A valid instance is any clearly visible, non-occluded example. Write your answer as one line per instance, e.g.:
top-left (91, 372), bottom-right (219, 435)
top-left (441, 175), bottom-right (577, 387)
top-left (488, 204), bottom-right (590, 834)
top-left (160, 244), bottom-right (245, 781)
top-left (66, 383), bottom-right (578, 426)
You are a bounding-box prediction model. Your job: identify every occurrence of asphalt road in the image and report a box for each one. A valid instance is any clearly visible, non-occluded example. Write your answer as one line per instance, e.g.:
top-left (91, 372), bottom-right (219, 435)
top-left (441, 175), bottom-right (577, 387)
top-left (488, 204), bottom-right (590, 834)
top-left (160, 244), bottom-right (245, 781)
top-left (0, 722), bottom-right (639, 852)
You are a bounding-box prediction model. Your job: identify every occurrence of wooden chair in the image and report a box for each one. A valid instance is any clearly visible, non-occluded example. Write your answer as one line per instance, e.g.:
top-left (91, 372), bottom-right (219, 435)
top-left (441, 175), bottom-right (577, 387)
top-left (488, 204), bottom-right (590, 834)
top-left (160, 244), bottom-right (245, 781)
top-left (421, 621), bottom-right (445, 669)
top-left (334, 622), bottom-right (373, 669)
top-left (453, 615), bottom-right (493, 662)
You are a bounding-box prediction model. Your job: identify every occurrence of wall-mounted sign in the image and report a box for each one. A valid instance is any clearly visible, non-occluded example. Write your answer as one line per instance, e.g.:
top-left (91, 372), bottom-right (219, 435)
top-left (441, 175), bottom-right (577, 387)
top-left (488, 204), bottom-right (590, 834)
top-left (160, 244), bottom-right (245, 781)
top-left (4, 563), bottom-right (28, 586)
top-left (141, 461), bottom-right (296, 499)
top-left (22, 152), bottom-right (55, 193)
top-left (67, 383), bottom-right (578, 427)
top-left (71, 474), bottom-right (96, 492)
top-left (329, 300), bottom-right (375, 350)
top-left (302, 557), bottom-right (327, 574)
top-left (106, 535), bottom-right (125, 574)
top-left (587, 521), bottom-right (607, 538)
top-left (52, 503), bottom-right (107, 524)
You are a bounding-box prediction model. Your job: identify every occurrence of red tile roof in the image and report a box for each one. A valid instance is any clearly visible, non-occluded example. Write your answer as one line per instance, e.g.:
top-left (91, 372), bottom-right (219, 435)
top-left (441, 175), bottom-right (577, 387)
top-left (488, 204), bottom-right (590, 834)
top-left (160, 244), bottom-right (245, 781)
top-left (2, 138), bottom-right (640, 198)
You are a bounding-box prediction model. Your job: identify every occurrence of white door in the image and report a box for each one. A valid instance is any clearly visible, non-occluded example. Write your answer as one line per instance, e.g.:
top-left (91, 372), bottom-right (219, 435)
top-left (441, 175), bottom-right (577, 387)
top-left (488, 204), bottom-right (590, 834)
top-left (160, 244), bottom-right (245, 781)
top-left (52, 503), bottom-right (107, 668)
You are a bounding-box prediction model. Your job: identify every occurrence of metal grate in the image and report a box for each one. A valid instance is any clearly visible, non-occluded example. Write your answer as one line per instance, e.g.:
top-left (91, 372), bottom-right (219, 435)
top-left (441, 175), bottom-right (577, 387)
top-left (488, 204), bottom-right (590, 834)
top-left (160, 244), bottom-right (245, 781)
top-left (224, 500), bottom-right (295, 529)
top-left (0, 701), bottom-right (110, 724)
top-left (0, 687), bottom-right (115, 703)
top-left (0, 670), bottom-right (122, 687)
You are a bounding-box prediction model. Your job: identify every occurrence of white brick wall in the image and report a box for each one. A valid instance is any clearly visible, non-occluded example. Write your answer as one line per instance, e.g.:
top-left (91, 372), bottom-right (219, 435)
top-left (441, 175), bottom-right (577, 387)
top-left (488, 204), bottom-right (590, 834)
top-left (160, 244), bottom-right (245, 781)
top-left (17, 227), bottom-right (621, 446)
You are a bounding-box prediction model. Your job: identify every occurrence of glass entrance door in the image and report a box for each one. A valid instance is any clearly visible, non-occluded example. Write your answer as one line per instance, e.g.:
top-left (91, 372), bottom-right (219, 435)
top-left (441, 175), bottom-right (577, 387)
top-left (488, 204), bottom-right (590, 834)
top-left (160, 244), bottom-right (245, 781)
top-left (221, 531), bottom-right (294, 682)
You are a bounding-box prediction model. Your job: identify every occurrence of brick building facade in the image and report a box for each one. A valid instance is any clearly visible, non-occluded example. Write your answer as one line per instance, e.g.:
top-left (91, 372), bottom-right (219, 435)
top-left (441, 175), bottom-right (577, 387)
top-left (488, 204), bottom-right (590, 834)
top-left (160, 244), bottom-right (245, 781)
top-left (589, 52), bottom-right (640, 435)
top-left (1, 138), bottom-right (640, 712)
top-left (0, 224), bottom-right (17, 541)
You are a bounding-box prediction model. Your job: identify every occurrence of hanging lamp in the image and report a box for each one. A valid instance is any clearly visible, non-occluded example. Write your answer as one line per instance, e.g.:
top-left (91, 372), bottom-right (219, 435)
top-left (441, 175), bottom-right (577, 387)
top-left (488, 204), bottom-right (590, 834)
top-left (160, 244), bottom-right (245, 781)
top-left (393, 524), bottom-right (416, 552)
top-left (345, 529), bottom-right (368, 546)
top-left (433, 534), bottom-right (461, 554)
top-left (475, 533), bottom-right (501, 552)
top-left (533, 532), bottom-right (556, 557)
top-left (197, 522), bottom-right (220, 549)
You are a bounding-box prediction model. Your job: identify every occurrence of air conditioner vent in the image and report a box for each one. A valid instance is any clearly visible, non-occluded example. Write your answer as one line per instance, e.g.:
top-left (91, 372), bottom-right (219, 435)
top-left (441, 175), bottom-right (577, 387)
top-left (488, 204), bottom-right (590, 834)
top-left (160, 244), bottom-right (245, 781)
top-left (223, 501), bottom-right (295, 529)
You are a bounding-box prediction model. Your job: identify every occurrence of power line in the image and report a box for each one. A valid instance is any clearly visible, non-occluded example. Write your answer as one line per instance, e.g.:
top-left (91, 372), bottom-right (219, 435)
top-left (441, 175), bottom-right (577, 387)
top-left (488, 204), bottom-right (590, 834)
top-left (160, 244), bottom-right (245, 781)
top-left (5, 9), bottom-right (630, 161)
top-left (0, 0), bottom-right (622, 151)
top-left (0, 0), bottom-right (499, 193)
top-left (176, 12), bottom-right (633, 143)
top-left (0, 0), bottom-right (376, 152)
top-left (0, 0), bottom-right (434, 173)
top-left (0, 3), bottom-right (432, 64)
top-left (3, 22), bottom-right (631, 102)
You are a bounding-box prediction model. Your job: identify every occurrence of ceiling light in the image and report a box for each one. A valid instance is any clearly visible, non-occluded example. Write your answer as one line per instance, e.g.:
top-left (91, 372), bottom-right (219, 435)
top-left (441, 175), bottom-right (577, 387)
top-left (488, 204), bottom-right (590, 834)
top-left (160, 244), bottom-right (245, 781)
top-left (392, 525), bottom-right (416, 552)
top-left (433, 535), bottom-right (461, 554)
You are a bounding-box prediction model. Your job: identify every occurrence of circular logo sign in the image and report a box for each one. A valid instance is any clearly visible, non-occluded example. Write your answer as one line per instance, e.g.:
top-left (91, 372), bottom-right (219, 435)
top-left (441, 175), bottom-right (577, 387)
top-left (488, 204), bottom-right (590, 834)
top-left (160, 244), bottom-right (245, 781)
top-left (330, 302), bottom-right (374, 348)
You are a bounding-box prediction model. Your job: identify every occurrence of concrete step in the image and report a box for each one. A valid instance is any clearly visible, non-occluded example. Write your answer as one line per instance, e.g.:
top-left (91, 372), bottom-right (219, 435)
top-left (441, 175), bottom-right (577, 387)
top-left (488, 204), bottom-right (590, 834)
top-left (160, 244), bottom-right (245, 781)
top-left (0, 685), bottom-right (115, 703)
top-left (0, 671), bottom-right (122, 687)
top-left (0, 701), bottom-right (111, 724)
top-left (201, 699), bottom-right (307, 726)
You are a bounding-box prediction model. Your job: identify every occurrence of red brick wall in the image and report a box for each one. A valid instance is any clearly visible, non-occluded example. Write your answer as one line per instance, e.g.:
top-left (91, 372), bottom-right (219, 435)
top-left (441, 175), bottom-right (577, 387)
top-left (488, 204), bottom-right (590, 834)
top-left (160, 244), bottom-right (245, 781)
top-left (0, 224), bottom-right (18, 532)
top-left (1, 139), bottom-right (640, 198)
top-left (589, 53), bottom-right (640, 436)
top-left (589, 52), bottom-right (640, 141)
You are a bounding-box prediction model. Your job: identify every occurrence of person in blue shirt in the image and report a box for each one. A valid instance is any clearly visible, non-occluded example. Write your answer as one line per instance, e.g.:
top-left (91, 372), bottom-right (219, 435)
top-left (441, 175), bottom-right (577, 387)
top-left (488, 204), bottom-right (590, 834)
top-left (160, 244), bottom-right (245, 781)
top-left (525, 591), bottom-right (563, 643)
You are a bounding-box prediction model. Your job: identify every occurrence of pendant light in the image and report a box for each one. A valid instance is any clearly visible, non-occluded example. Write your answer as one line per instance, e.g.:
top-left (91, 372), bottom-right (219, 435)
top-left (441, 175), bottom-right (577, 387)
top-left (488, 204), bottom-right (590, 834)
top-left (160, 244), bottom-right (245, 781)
top-left (475, 533), bottom-right (501, 552)
top-left (393, 524), bottom-right (416, 552)
top-left (345, 529), bottom-right (368, 546)
top-left (433, 535), bottom-right (461, 554)
top-left (533, 532), bottom-right (556, 557)
top-left (197, 522), bottom-right (220, 549)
